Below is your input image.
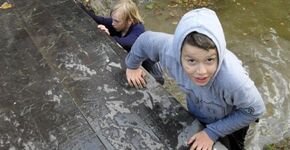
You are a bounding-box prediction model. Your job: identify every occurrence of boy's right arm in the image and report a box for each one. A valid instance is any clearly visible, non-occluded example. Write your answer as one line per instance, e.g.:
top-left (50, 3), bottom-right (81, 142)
top-left (125, 39), bottom-right (149, 88)
top-left (125, 31), bottom-right (170, 68)
top-left (125, 31), bottom-right (171, 88)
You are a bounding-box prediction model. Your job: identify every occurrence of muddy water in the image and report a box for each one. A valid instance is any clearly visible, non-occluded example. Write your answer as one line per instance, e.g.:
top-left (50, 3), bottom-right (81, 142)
top-left (139, 0), bottom-right (290, 149)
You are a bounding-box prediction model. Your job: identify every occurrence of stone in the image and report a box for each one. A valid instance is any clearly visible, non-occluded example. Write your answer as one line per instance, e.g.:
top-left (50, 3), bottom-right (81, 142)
top-left (0, 0), bottom-right (226, 149)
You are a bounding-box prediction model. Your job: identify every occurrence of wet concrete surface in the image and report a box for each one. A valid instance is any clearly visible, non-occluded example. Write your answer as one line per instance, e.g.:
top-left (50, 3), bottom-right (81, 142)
top-left (0, 0), bottom-right (226, 149)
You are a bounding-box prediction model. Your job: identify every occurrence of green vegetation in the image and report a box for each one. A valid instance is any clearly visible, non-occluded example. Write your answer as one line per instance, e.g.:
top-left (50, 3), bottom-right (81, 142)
top-left (145, 0), bottom-right (214, 10)
top-left (163, 76), bottom-right (186, 108)
top-left (264, 137), bottom-right (290, 150)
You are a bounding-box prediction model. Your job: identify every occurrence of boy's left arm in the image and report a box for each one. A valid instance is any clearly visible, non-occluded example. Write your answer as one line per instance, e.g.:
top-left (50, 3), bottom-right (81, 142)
top-left (204, 82), bottom-right (266, 142)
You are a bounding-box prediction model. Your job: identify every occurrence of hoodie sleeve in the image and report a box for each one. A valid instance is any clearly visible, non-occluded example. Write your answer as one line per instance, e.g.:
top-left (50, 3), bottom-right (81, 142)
top-left (204, 79), bottom-right (266, 141)
top-left (125, 31), bottom-right (172, 69)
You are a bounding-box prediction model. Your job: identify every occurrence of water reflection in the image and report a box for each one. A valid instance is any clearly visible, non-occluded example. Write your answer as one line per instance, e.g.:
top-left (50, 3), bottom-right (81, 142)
top-left (140, 0), bottom-right (290, 149)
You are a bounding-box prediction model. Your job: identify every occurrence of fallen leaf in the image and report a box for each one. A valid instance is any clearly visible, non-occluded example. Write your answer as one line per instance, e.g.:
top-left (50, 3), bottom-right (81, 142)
top-left (145, 2), bottom-right (154, 9)
top-left (169, 12), bottom-right (175, 17)
top-left (168, 4), bottom-right (178, 8)
top-left (0, 2), bottom-right (12, 9)
top-left (172, 21), bottom-right (178, 25)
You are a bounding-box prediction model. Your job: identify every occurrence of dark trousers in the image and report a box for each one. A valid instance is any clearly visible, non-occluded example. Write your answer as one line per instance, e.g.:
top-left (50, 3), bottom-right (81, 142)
top-left (142, 59), bottom-right (164, 85)
top-left (218, 126), bottom-right (249, 150)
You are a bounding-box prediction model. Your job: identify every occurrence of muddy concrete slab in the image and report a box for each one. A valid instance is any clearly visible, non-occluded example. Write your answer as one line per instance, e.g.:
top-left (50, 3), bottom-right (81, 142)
top-left (0, 0), bottom-right (226, 149)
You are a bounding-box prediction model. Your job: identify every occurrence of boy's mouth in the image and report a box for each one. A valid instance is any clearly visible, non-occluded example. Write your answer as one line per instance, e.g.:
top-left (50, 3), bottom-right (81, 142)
top-left (194, 77), bottom-right (208, 85)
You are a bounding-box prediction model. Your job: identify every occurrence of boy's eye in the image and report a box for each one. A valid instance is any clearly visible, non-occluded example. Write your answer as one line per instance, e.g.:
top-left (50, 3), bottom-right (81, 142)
top-left (208, 58), bottom-right (214, 61)
top-left (187, 59), bottom-right (196, 64)
top-left (206, 57), bottom-right (216, 64)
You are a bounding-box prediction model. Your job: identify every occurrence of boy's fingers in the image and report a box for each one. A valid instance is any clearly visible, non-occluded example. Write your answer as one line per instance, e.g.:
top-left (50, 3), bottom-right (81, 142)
top-left (141, 71), bottom-right (146, 77)
top-left (190, 143), bottom-right (198, 150)
top-left (97, 25), bottom-right (106, 30)
top-left (127, 76), bottom-right (139, 88)
top-left (126, 74), bottom-right (134, 87)
top-left (133, 77), bottom-right (144, 89)
top-left (97, 26), bottom-right (110, 35)
top-left (127, 78), bottom-right (134, 87)
top-left (133, 79), bottom-right (142, 89)
top-left (187, 135), bottom-right (196, 145)
top-left (128, 77), bottom-right (146, 89)
top-left (189, 143), bottom-right (195, 150)
top-left (139, 70), bottom-right (147, 87)
top-left (140, 76), bottom-right (147, 88)
top-left (126, 68), bottom-right (147, 89)
top-left (137, 78), bottom-right (145, 89)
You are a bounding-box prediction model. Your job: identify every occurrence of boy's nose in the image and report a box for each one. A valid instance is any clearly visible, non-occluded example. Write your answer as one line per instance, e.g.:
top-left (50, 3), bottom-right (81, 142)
top-left (196, 64), bottom-right (207, 75)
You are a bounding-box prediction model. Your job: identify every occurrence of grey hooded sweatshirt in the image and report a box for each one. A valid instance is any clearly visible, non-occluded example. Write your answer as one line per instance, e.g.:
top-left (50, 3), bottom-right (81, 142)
top-left (125, 8), bottom-right (265, 141)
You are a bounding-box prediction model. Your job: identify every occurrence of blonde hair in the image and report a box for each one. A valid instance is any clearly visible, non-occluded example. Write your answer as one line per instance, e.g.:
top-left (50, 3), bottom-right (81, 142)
top-left (110, 0), bottom-right (144, 24)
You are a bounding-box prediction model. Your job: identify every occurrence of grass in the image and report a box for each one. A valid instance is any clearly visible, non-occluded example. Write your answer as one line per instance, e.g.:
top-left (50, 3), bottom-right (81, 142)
top-left (163, 75), bottom-right (186, 108)
top-left (263, 137), bottom-right (290, 150)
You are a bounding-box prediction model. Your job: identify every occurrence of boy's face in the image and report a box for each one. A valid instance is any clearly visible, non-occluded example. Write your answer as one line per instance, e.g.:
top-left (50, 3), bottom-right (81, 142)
top-left (111, 10), bottom-right (130, 32)
top-left (181, 43), bottom-right (218, 86)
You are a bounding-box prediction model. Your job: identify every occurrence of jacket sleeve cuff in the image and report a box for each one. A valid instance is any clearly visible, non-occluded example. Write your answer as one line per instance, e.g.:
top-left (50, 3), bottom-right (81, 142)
top-left (204, 128), bottom-right (220, 142)
top-left (125, 53), bottom-right (144, 69)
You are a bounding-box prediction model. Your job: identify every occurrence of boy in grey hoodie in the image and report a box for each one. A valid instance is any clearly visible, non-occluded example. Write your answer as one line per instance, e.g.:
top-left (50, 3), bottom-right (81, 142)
top-left (125, 8), bottom-right (265, 150)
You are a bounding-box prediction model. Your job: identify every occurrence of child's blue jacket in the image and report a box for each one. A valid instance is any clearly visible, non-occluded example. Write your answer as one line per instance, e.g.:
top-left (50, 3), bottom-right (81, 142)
top-left (82, 8), bottom-right (145, 51)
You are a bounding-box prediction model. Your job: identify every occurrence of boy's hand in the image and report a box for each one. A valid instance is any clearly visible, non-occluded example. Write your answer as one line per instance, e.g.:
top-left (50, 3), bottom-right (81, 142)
top-left (97, 25), bottom-right (110, 35)
top-left (187, 130), bottom-right (213, 150)
top-left (126, 68), bottom-right (147, 89)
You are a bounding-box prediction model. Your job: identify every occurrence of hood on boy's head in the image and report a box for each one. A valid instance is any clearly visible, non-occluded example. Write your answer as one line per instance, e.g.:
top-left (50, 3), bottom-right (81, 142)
top-left (171, 8), bottom-right (226, 82)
